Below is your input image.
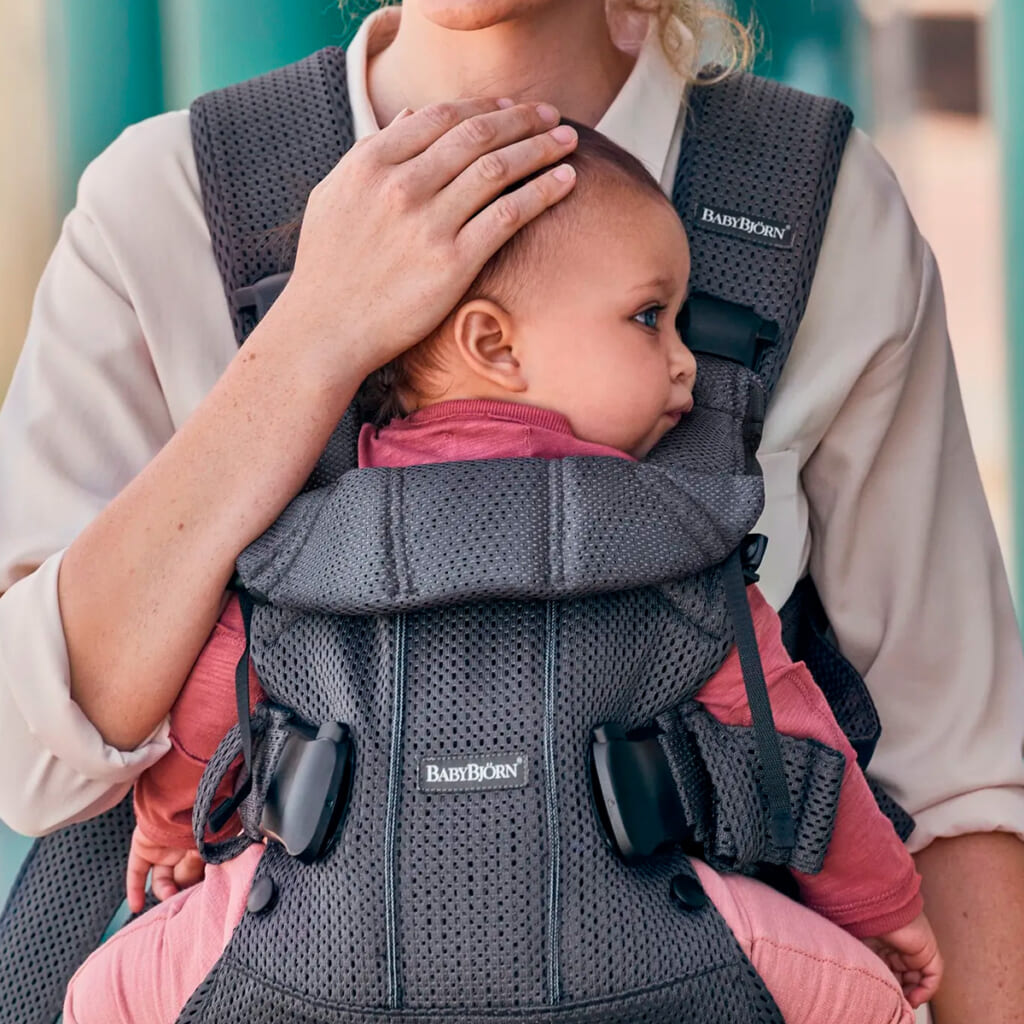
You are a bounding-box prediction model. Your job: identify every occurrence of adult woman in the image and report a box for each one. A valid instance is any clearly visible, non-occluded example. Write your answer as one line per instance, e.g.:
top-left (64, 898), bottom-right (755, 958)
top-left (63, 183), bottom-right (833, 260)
top-left (0, 0), bottom-right (1021, 1019)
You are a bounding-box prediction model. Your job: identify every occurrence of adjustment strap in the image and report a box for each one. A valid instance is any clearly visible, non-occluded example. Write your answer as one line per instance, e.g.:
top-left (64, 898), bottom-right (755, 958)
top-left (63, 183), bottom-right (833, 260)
top-left (209, 585), bottom-right (256, 833)
top-left (722, 548), bottom-right (795, 850)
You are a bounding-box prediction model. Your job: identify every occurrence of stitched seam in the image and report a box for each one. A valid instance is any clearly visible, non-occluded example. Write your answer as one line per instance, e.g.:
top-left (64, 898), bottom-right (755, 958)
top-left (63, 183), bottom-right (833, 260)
top-left (750, 936), bottom-right (906, 997)
top-left (214, 953), bottom-right (748, 1013)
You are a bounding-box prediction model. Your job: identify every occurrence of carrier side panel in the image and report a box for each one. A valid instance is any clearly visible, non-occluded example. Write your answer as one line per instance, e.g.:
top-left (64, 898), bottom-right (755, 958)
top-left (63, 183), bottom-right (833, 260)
top-left (189, 609), bottom-right (398, 1010)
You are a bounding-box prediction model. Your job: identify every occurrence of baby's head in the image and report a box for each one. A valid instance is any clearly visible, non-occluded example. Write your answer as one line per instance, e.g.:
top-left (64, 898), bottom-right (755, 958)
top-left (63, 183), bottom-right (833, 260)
top-left (362, 123), bottom-right (696, 459)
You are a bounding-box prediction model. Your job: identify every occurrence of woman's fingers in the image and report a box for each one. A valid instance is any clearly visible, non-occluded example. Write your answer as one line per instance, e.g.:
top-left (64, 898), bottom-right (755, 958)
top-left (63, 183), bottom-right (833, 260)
top-left (409, 101), bottom-right (567, 194)
top-left (456, 162), bottom-right (577, 263)
top-left (371, 97), bottom-right (511, 165)
top-left (439, 121), bottom-right (578, 225)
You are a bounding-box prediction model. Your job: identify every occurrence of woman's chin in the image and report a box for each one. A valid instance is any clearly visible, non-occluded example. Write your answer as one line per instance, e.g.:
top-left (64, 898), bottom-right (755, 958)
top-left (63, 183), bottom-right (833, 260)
top-left (415, 0), bottom-right (556, 31)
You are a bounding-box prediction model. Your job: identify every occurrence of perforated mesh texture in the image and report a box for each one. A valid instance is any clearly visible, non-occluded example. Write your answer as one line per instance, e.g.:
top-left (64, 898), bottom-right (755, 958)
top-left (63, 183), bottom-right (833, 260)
top-left (180, 589), bottom-right (789, 1022)
top-left (656, 702), bottom-right (846, 874)
top-left (0, 794), bottom-right (135, 1023)
top-left (179, 57), bottom-right (853, 1024)
top-left (673, 72), bottom-right (853, 401)
top-left (236, 454), bottom-right (764, 615)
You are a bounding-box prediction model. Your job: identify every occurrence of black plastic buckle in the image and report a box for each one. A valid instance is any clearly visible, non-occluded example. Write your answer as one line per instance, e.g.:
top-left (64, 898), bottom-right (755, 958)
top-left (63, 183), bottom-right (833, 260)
top-left (740, 533), bottom-right (769, 584)
top-left (261, 720), bottom-right (355, 864)
top-left (679, 292), bottom-right (779, 373)
top-left (233, 271), bottom-right (292, 323)
top-left (589, 722), bottom-right (692, 862)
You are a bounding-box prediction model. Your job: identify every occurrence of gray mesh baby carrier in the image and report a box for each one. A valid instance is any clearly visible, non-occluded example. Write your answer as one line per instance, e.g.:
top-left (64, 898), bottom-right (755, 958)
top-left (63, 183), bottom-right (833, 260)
top-left (0, 48), bottom-right (914, 1024)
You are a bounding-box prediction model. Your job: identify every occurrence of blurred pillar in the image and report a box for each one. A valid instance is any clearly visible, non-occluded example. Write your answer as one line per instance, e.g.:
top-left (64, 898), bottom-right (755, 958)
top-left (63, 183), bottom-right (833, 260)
top-left (46, 0), bottom-right (164, 215)
top-left (991, 0), bottom-right (1024, 607)
top-left (733, 0), bottom-right (869, 122)
top-left (158, 0), bottom-right (348, 111)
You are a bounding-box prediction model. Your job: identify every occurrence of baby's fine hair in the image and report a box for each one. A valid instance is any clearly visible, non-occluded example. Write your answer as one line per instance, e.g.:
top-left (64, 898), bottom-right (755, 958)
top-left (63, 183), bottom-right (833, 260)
top-left (359, 121), bottom-right (673, 426)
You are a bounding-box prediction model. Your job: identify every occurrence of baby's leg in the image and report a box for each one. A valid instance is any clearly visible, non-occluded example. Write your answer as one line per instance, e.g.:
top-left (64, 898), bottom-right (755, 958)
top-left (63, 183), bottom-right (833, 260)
top-left (691, 858), bottom-right (914, 1024)
top-left (63, 844), bottom-right (263, 1024)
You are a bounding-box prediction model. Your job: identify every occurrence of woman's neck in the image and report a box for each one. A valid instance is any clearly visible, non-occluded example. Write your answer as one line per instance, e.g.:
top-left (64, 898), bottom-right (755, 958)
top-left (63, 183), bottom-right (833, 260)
top-left (366, 0), bottom-right (636, 129)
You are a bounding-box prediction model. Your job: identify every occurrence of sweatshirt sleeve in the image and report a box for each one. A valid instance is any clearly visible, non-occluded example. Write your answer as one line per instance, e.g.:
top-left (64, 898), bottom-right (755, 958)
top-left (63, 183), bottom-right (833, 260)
top-left (0, 196), bottom-right (176, 836)
top-left (134, 596), bottom-right (266, 848)
top-left (695, 586), bottom-right (923, 937)
top-left (760, 128), bottom-right (1024, 852)
top-left (0, 110), bottom-right (238, 837)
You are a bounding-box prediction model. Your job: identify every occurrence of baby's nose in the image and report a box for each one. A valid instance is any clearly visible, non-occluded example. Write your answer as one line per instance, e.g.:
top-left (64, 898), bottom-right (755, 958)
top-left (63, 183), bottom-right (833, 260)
top-left (670, 340), bottom-right (698, 383)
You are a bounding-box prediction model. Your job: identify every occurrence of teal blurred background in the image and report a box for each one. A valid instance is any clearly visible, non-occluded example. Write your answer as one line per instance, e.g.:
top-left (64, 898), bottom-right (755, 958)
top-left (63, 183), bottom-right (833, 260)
top-left (1, 0), bottom-right (1020, 914)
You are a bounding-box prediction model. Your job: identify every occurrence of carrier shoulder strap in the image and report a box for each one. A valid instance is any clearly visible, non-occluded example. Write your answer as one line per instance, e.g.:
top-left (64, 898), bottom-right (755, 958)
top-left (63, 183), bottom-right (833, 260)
top-left (672, 69), bottom-right (851, 400)
top-left (189, 45), bottom-right (354, 345)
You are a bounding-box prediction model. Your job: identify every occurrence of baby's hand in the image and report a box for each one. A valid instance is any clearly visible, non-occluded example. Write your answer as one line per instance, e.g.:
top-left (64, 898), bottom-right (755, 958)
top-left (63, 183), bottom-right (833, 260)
top-left (125, 824), bottom-right (206, 914)
top-left (862, 911), bottom-right (943, 1008)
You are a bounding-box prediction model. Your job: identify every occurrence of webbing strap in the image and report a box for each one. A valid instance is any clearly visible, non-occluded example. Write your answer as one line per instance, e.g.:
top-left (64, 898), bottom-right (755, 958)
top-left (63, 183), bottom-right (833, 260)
top-left (722, 549), bottom-right (794, 850)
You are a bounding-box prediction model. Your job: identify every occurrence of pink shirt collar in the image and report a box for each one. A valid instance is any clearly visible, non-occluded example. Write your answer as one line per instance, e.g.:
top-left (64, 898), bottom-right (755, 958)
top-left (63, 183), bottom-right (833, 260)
top-left (358, 399), bottom-right (634, 469)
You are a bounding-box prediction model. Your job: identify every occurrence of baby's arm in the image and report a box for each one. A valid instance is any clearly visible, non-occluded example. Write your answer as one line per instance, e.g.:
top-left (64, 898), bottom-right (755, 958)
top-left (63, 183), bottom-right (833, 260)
top-left (131, 594), bottom-right (265, 903)
top-left (695, 586), bottom-right (942, 1005)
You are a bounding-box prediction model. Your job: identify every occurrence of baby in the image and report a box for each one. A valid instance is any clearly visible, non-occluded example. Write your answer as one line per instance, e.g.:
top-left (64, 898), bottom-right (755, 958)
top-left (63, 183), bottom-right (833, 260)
top-left (64, 125), bottom-right (940, 1024)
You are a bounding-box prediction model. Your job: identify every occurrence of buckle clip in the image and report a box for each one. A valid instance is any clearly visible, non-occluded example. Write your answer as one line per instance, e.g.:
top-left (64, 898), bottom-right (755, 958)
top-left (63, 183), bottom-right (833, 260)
top-left (589, 722), bottom-right (691, 861)
top-left (679, 293), bottom-right (780, 373)
top-left (233, 271), bottom-right (292, 323)
top-left (740, 533), bottom-right (769, 584)
top-left (261, 720), bottom-right (355, 864)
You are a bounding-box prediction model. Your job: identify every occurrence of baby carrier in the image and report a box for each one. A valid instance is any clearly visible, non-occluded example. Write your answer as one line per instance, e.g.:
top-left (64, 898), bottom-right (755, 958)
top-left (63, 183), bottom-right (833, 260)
top-left (0, 47), bottom-right (914, 1024)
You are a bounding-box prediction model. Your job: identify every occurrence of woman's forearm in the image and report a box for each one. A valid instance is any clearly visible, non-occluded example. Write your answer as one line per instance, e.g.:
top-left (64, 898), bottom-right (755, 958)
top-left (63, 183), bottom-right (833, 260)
top-left (58, 99), bottom-right (576, 754)
top-left (59, 297), bottom-right (372, 751)
top-left (912, 831), bottom-right (1024, 1022)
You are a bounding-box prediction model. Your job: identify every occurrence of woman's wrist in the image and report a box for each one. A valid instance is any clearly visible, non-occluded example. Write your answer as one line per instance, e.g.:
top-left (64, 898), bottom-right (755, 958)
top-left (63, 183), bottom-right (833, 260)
top-left (253, 281), bottom-right (381, 393)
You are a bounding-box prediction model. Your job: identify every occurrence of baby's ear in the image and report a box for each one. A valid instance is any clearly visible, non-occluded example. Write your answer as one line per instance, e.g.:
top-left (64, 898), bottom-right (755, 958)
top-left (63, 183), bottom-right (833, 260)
top-left (452, 299), bottom-right (527, 392)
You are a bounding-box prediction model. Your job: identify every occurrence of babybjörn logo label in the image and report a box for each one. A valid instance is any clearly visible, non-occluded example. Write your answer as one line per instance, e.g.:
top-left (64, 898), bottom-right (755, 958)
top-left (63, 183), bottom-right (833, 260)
top-left (693, 204), bottom-right (794, 249)
top-left (418, 753), bottom-right (529, 793)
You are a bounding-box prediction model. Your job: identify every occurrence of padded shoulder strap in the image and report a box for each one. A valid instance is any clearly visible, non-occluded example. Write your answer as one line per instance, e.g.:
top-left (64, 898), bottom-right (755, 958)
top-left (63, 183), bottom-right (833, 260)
top-left (673, 72), bottom-right (853, 401)
top-left (190, 47), bottom-right (355, 345)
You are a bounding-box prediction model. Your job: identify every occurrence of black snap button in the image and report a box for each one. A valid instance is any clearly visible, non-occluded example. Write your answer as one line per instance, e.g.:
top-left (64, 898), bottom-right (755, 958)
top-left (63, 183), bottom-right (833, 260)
top-left (246, 875), bottom-right (278, 915)
top-left (670, 872), bottom-right (708, 910)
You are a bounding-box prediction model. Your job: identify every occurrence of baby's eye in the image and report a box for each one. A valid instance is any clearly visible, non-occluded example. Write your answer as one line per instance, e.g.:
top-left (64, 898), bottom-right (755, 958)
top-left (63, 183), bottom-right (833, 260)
top-left (632, 306), bottom-right (663, 330)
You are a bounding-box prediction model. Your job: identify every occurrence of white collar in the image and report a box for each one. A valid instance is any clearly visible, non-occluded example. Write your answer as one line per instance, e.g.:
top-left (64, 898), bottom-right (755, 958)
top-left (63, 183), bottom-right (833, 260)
top-left (344, 7), bottom-right (688, 183)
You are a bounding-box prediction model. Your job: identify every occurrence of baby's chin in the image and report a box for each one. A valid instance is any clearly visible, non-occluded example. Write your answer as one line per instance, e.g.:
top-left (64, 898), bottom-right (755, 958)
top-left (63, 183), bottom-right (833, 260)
top-left (630, 416), bottom-right (683, 460)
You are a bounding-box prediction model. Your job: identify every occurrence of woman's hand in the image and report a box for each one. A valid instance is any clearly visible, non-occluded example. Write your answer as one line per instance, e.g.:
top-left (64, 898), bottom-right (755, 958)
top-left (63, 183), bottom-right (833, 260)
top-left (273, 98), bottom-right (578, 382)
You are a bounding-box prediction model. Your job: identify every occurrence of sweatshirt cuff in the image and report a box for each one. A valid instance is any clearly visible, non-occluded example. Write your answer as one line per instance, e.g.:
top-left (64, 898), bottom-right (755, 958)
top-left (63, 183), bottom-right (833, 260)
top-left (0, 549), bottom-right (170, 835)
top-left (839, 890), bottom-right (925, 939)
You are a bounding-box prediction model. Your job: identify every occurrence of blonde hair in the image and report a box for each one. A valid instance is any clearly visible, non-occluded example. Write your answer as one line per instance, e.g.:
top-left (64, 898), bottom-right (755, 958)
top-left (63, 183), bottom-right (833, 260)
top-left (608, 0), bottom-right (758, 85)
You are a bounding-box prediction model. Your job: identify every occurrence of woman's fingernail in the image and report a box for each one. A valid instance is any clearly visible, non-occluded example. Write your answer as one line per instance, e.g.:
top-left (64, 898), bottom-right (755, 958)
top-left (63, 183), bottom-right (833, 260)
top-left (536, 102), bottom-right (559, 125)
top-left (552, 164), bottom-right (575, 182)
top-left (496, 97), bottom-right (515, 109)
top-left (550, 124), bottom-right (576, 144)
